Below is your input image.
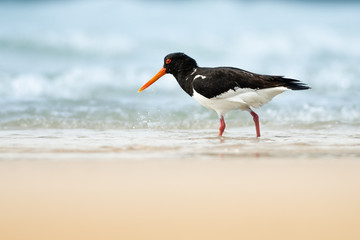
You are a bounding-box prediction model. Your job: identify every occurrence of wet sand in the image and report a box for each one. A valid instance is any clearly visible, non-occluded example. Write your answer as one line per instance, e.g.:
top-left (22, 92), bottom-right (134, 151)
top-left (1, 127), bottom-right (360, 240)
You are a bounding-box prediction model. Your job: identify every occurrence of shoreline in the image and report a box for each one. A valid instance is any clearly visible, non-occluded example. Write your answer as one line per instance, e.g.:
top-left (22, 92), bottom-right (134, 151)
top-left (1, 127), bottom-right (360, 239)
top-left (1, 127), bottom-right (359, 161)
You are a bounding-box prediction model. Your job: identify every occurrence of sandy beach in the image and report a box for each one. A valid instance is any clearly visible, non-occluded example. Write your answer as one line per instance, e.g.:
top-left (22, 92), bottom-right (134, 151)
top-left (1, 127), bottom-right (360, 240)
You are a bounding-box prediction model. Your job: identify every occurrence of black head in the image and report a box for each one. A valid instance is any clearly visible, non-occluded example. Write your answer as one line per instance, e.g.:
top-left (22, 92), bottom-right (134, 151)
top-left (138, 52), bottom-right (198, 93)
top-left (163, 52), bottom-right (198, 75)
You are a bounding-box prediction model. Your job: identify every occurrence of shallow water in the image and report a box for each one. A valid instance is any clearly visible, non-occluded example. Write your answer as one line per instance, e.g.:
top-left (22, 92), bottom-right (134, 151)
top-left (1, 125), bottom-right (359, 161)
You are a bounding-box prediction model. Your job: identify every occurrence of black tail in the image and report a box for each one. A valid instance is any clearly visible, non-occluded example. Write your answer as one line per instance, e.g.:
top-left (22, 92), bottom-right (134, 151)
top-left (280, 77), bottom-right (311, 90)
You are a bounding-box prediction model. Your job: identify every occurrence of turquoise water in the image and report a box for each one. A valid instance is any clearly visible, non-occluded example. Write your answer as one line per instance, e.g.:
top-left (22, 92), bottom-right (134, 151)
top-left (1, 0), bottom-right (360, 130)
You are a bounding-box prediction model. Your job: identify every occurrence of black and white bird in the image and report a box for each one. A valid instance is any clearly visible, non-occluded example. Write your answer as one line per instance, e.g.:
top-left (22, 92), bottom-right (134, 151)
top-left (138, 52), bottom-right (310, 137)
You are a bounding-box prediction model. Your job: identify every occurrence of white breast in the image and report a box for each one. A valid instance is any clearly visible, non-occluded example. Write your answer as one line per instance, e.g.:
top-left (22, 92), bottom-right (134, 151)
top-left (192, 86), bottom-right (288, 117)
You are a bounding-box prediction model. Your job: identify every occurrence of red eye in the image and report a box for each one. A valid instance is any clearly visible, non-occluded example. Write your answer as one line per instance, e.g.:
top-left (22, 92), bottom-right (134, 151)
top-left (165, 59), bottom-right (171, 64)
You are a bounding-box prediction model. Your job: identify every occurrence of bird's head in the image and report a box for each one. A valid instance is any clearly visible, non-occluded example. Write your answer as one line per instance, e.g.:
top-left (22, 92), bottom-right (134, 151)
top-left (138, 52), bottom-right (197, 92)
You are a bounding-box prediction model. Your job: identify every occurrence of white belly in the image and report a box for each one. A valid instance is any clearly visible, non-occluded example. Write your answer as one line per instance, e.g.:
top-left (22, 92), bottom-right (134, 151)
top-left (192, 87), bottom-right (288, 117)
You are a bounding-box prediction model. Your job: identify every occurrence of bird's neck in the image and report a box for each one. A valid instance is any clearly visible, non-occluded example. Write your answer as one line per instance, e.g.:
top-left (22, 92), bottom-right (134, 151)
top-left (173, 67), bottom-right (197, 97)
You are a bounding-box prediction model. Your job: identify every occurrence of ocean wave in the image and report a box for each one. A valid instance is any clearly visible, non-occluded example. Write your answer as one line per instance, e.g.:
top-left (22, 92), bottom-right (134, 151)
top-left (0, 32), bottom-right (135, 57)
top-left (0, 95), bottom-right (359, 130)
top-left (0, 67), bottom-right (147, 100)
top-left (0, 0), bottom-right (359, 129)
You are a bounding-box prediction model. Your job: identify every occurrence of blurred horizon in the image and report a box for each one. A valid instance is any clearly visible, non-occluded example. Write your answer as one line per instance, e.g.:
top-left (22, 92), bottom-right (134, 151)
top-left (1, 0), bottom-right (360, 2)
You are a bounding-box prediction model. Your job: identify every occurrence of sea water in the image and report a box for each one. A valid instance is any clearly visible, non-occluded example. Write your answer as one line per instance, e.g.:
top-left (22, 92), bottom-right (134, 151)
top-left (0, 0), bottom-right (359, 133)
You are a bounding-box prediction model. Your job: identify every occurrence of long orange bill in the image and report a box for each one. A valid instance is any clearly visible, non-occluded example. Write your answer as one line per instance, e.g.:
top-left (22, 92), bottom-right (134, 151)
top-left (138, 67), bottom-right (167, 92)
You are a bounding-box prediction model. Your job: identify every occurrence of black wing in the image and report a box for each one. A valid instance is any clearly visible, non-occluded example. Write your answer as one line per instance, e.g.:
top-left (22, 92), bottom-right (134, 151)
top-left (193, 67), bottom-right (310, 99)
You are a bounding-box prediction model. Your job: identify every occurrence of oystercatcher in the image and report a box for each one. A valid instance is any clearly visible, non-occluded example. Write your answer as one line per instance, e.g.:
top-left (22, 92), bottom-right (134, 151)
top-left (138, 53), bottom-right (310, 137)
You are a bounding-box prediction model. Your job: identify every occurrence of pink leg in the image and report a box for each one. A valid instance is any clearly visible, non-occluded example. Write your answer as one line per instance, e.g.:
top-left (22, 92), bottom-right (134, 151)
top-left (250, 110), bottom-right (261, 138)
top-left (218, 116), bottom-right (226, 136)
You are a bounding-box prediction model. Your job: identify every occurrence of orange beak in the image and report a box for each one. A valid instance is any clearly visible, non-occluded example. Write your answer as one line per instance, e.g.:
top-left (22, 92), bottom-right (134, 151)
top-left (138, 67), bottom-right (167, 92)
